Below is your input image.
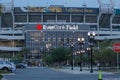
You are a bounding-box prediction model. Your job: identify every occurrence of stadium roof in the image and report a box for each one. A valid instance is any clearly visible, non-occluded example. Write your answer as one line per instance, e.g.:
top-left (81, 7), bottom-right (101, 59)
top-left (1, 0), bottom-right (120, 8)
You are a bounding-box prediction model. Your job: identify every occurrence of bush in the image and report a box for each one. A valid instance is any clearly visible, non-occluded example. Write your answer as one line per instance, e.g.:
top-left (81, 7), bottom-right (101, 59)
top-left (0, 74), bottom-right (3, 80)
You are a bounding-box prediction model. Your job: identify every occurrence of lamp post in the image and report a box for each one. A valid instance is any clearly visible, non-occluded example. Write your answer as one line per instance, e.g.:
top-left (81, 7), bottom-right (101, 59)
top-left (46, 43), bottom-right (51, 54)
top-left (78, 37), bottom-right (85, 71)
top-left (87, 48), bottom-right (91, 68)
top-left (70, 43), bottom-right (74, 70)
top-left (87, 32), bottom-right (95, 73)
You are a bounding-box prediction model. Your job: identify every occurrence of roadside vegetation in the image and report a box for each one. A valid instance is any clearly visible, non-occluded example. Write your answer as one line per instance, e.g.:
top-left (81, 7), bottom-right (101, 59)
top-left (42, 40), bottom-right (120, 72)
top-left (94, 40), bottom-right (116, 67)
top-left (42, 47), bottom-right (71, 67)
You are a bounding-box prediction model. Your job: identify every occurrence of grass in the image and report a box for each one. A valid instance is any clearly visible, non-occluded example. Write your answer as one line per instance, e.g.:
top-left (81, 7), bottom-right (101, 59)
top-left (0, 70), bottom-right (12, 80)
top-left (0, 70), bottom-right (11, 74)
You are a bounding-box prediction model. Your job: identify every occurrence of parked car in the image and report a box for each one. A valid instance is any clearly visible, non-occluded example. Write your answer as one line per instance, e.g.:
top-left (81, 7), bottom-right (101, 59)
top-left (16, 63), bottom-right (27, 68)
top-left (6, 62), bottom-right (16, 72)
top-left (0, 61), bottom-right (16, 72)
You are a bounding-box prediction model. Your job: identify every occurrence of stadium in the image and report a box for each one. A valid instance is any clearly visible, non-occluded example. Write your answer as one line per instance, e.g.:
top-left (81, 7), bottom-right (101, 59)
top-left (0, 0), bottom-right (120, 62)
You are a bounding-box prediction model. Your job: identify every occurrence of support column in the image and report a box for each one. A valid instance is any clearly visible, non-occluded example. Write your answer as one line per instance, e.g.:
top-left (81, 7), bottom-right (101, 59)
top-left (41, 13), bottom-right (43, 22)
top-left (97, 12), bottom-right (101, 36)
top-left (56, 13), bottom-right (57, 22)
top-left (27, 11), bottom-right (29, 23)
top-left (110, 14), bottom-right (115, 36)
top-left (70, 13), bottom-right (71, 23)
top-left (0, 16), bottom-right (1, 28)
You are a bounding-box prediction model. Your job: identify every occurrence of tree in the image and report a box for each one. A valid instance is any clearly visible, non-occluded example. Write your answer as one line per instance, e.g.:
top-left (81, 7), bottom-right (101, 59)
top-left (42, 53), bottom-right (53, 66)
top-left (51, 47), bottom-right (70, 63)
top-left (94, 48), bottom-right (115, 66)
top-left (42, 47), bottom-right (71, 67)
top-left (94, 40), bottom-right (116, 67)
top-left (21, 48), bottom-right (30, 58)
top-left (15, 48), bottom-right (30, 62)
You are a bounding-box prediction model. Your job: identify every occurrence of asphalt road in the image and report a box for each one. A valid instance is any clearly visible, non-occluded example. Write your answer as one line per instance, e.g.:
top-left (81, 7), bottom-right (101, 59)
top-left (3, 67), bottom-right (120, 80)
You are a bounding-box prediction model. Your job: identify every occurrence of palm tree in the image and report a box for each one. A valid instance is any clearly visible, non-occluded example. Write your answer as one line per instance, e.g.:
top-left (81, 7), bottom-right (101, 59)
top-left (21, 48), bottom-right (30, 59)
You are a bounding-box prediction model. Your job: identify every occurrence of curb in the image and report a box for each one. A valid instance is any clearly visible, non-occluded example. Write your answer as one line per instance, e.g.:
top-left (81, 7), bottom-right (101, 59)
top-left (52, 68), bottom-right (114, 75)
top-left (1, 78), bottom-right (7, 80)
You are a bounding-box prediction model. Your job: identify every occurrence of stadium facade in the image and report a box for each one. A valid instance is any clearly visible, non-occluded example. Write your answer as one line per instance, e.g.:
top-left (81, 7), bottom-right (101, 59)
top-left (0, 2), bottom-right (120, 61)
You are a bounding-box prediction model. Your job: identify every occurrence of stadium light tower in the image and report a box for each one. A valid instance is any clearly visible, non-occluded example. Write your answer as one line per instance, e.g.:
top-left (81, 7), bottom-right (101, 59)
top-left (110, 0), bottom-right (116, 8)
top-left (97, 0), bottom-right (102, 7)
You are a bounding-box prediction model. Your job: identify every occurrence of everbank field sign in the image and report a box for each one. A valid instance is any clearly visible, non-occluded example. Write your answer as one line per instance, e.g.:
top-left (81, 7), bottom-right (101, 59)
top-left (36, 24), bottom-right (79, 30)
top-left (43, 25), bottom-right (78, 30)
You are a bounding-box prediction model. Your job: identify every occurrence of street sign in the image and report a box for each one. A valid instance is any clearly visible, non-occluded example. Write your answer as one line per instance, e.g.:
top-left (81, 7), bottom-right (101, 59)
top-left (112, 42), bottom-right (120, 72)
top-left (112, 42), bottom-right (120, 52)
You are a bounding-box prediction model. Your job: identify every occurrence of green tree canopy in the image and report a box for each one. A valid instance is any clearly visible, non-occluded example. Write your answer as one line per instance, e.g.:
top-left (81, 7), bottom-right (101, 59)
top-left (51, 47), bottom-right (70, 63)
top-left (94, 40), bottom-right (116, 66)
top-left (42, 47), bottom-right (71, 66)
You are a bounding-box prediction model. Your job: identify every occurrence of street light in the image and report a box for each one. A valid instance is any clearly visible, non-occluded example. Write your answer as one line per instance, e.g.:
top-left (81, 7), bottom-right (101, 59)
top-left (46, 43), bottom-right (51, 53)
top-left (87, 48), bottom-right (91, 68)
top-left (69, 43), bottom-right (74, 70)
top-left (87, 32), bottom-right (95, 73)
top-left (78, 37), bottom-right (85, 71)
top-left (40, 48), bottom-right (43, 54)
top-left (87, 48), bottom-right (91, 57)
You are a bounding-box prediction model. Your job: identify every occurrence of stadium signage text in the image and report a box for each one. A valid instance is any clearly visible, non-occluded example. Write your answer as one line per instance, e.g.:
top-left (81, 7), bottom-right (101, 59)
top-left (42, 25), bottom-right (78, 30)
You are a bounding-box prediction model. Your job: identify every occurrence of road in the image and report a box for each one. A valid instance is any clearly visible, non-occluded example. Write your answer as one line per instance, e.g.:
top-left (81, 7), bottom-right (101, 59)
top-left (3, 67), bottom-right (120, 80)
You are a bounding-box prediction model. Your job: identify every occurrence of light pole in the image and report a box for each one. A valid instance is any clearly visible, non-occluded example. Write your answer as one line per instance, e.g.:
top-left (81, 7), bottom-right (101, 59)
top-left (87, 48), bottom-right (91, 68)
top-left (70, 43), bottom-right (74, 70)
top-left (88, 32), bottom-right (95, 73)
top-left (46, 43), bottom-right (51, 54)
top-left (78, 37), bottom-right (85, 71)
top-left (41, 48), bottom-right (43, 54)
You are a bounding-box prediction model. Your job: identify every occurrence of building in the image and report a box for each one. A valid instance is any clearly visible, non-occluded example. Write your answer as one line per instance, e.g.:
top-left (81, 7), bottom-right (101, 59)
top-left (0, 2), bottom-right (120, 62)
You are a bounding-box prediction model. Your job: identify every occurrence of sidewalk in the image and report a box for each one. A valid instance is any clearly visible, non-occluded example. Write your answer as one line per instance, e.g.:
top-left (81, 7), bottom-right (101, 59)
top-left (53, 67), bottom-right (114, 75)
top-left (1, 78), bottom-right (7, 80)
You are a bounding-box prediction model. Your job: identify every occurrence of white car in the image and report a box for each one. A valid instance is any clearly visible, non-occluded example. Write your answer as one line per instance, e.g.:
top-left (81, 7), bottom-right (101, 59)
top-left (0, 61), bottom-right (16, 72)
top-left (6, 62), bottom-right (16, 72)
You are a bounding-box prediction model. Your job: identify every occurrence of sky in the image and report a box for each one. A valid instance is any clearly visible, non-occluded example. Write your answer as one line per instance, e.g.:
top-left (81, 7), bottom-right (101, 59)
top-left (1, 0), bottom-right (120, 8)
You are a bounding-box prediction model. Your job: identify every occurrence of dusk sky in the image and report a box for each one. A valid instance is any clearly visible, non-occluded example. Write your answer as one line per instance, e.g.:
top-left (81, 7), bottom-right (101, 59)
top-left (1, 0), bottom-right (120, 8)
